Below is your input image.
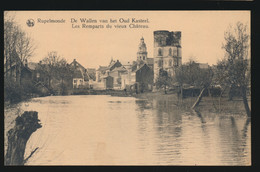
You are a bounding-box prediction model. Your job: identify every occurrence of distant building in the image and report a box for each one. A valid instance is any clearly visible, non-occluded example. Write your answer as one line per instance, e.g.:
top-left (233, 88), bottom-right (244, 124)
top-left (153, 30), bottom-right (182, 82)
top-left (70, 59), bottom-right (93, 89)
top-left (96, 66), bottom-right (109, 82)
top-left (109, 65), bottom-right (127, 89)
top-left (26, 61), bottom-right (53, 91)
top-left (103, 76), bottom-right (114, 89)
top-left (94, 59), bottom-right (124, 90)
top-left (108, 59), bottom-right (123, 71)
top-left (120, 37), bottom-right (154, 92)
top-left (27, 62), bottom-right (40, 81)
top-left (72, 70), bottom-right (85, 88)
top-left (95, 59), bottom-right (123, 83)
top-left (4, 50), bottom-right (35, 87)
top-left (87, 68), bottom-right (96, 81)
top-left (135, 37), bottom-right (154, 70)
top-left (137, 37), bottom-right (148, 63)
top-left (121, 63), bottom-right (153, 92)
top-left (20, 61), bottom-right (34, 86)
top-left (197, 63), bottom-right (209, 69)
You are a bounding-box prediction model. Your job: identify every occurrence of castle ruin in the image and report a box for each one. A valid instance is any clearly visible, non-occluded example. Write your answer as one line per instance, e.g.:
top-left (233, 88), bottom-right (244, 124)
top-left (153, 30), bottom-right (182, 82)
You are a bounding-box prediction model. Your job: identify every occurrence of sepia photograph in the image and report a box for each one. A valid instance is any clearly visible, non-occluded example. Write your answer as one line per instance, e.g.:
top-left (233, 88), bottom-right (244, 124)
top-left (4, 10), bottom-right (251, 166)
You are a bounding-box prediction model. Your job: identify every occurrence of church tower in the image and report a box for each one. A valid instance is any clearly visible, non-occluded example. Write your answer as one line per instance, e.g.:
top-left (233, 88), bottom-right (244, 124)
top-left (153, 30), bottom-right (182, 82)
top-left (137, 37), bottom-right (148, 63)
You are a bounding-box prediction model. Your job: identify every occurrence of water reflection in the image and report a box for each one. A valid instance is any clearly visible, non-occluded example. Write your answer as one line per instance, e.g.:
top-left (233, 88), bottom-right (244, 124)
top-left (4, 95), bottom-right (251, 165)
top-left (217, 116), bottom-right (251, 165)
top-left (135, 97), bottom-right (251, 165)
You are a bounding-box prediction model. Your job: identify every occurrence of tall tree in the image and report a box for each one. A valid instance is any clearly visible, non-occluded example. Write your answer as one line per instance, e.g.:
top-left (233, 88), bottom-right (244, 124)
top-left (4, 12), bottom-right (36, 103)
top-left (38, 51), bottom-right (71, 94)
top-left (4, 12), bottom-right (36, 66)
top-left (175, 59), bottom-right (213, 104)
top-left (55, 59), bottom-right (73, 95)
top-left (38, 52), bottom-right (60, 90)
top-left (155, 69), bottom-right (172, 94)
top-left (221, 22), bottom-right (251, 117)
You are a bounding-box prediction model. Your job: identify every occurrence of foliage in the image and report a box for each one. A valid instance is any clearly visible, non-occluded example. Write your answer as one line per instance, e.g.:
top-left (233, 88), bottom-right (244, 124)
top-left (4, 13), bottom-right (36, 103)
top-left (38, 51), bottom-right (72, 94)
top-left (4, 80), bottom-right (40, 104)
top-left (4, 13), bottom-right (36, 64)
top-left (216, 22), bottom-right (250, 116)
top-left (175, 59), bottom-right (213, 88)
top-left (155, 69), bottom-right (172, 94)
top-left (215, 22), bottom-right (250, 93)
top-left (4, 80), bottom-right (23, 103)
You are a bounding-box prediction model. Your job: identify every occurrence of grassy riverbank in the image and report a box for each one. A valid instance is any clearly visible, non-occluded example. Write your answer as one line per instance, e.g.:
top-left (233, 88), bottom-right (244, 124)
top-left (134, 91), bottom-right (251, 115)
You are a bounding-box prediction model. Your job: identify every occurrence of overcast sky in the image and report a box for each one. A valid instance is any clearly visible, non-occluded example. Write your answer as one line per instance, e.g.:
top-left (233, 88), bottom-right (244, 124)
top-left (7, 11), bottom-right (250, 68)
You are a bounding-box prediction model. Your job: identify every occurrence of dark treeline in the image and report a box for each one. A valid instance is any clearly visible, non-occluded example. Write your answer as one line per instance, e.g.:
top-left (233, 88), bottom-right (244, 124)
top-left (4, 13), bottom-right (75, 104)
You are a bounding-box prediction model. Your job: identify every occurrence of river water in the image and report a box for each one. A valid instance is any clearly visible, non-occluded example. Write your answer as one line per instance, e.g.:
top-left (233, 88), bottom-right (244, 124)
top-left (5, 95), bottom-right (251, 165)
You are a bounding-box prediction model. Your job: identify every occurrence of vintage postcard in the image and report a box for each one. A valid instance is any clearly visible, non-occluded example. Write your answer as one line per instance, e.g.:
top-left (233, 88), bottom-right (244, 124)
top-left (4, 10), bottom-right (251, 165)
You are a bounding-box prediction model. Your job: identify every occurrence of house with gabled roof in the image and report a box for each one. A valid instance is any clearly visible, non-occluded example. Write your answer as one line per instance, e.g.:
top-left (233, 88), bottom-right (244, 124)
top-left (109, 65), bottom-right (128, 89)
top-left (108, 59), bottom-right (122, 71)
top-left (121, 63), bottom-right (153, 92)
top-left (96, 66), bottom-right (109, 82)
top-left (70, 59), bottom-right (94, 89)
top-left (94, 59), bottom-right (124, 89)
top-left (120, 37), bottom-right (154, 92)
top-left (4, 50), bottom-right (36, 88)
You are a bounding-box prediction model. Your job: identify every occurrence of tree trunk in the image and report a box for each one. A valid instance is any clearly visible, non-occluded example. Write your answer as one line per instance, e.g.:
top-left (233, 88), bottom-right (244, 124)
top-left (9, 55), bottom-right (13, 82)
top-left (5, 111), bottom-right (42, 165)
top-left (191, 108), bottom-right (206, 123)
top-left (180, 85), bottom-right (183, 103)
top-left (241, 86), bottom-right (251, 117)
top-left (191, 87), bottom-right (206, 109)
top-left (218, 86), bottom-right (225, 112)
top-left (61, 77), bottom-right (64, 95)
top-left (228, 84), bottom-right (234, 101)
top-left (208, 88), bottom-right (217, 111)
top-left (5, 54), bottom-right (9, 79)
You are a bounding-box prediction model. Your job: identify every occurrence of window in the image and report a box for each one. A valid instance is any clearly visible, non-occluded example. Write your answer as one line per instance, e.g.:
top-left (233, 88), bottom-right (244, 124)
top-left (169, 48), bottom-right (172, 56)
top-left (36, 73), bottom-right (40, 78)
top-left (158, 48), bottom-right (162, 56)
top-left (143, 56), bottom-right (145, 60)
top-left (173, 49), bottom-right (177, 56)
top-left (73, 80), bottom-right (77, 83)
top-left (158, 60), bottom-right (162, 67)
top-left (169, 60), bottom-right (172, 66)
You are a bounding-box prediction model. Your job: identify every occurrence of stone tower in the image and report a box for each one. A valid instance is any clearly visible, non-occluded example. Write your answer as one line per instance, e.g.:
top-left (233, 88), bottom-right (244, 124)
top-left (137, 37), bottom-right (148, 63)
top-left (153, 30), bottom-right (182, 82)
